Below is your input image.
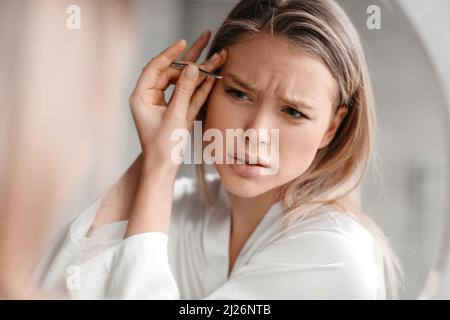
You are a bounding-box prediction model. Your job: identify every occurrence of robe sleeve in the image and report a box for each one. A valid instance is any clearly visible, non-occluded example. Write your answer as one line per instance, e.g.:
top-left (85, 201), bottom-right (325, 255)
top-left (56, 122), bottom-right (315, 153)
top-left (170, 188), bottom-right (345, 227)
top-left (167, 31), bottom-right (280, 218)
top-left (33, 177), bottom-right (197, 299)
top-left (75, 232), bottom-right (179, 299)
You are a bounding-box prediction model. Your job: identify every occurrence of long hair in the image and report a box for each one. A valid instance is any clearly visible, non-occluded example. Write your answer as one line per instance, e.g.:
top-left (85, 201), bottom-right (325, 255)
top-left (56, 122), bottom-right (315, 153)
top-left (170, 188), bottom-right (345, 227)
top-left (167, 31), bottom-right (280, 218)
top-left (195, 0), bottom-right (403, 298)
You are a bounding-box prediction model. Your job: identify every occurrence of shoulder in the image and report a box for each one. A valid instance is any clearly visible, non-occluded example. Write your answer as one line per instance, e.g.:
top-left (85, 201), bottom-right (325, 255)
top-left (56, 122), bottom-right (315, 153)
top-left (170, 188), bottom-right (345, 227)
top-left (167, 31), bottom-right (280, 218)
top-left (252, 209), bottom-right (384, 299)
top-left (269, 209), bottom-right (380, 259)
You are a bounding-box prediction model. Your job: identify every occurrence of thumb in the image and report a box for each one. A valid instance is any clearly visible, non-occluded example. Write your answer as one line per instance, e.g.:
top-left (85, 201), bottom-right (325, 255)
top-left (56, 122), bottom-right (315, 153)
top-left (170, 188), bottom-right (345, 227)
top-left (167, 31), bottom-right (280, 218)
top-left (169, 63), bottom-right (199, 117)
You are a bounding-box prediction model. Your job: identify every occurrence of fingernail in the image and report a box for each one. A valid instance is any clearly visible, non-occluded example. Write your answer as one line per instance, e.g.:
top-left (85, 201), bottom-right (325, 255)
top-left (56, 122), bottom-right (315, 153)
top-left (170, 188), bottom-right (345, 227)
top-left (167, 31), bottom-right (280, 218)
top-left (201, 29), bottom-right (210, 37)
top-left (185, 64), bottom-right (198, 79)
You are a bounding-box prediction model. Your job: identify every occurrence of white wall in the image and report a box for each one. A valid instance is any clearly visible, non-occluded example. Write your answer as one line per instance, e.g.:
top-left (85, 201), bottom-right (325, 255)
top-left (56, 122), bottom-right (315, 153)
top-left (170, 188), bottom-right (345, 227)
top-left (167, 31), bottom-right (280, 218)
top-left (396, 0), bottom-right (450, 299)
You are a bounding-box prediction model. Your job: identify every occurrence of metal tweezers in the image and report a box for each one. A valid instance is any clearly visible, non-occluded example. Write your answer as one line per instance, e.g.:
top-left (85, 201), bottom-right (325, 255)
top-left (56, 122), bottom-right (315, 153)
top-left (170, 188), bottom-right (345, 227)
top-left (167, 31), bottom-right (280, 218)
top-left (170, 61), bottom-right (223, 79)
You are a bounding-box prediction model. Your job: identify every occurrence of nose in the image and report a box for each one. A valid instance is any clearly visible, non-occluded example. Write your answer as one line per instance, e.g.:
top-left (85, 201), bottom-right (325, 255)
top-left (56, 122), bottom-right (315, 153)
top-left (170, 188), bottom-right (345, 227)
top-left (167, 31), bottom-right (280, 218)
top-left (243, 106), bottom-right (273, 145)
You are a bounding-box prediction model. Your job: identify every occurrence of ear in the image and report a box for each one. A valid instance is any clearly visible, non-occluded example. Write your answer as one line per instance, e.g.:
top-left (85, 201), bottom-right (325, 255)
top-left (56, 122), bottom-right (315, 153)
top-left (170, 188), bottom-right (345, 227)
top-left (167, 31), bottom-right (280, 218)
top-left (318, 106), bottom-right (348, 149)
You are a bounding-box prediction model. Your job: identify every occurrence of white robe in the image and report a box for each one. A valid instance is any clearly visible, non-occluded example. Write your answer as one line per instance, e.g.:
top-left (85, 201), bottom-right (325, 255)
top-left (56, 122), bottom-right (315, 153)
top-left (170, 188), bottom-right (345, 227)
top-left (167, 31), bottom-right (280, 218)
top-left (33, 176), bottom-right (386, 299)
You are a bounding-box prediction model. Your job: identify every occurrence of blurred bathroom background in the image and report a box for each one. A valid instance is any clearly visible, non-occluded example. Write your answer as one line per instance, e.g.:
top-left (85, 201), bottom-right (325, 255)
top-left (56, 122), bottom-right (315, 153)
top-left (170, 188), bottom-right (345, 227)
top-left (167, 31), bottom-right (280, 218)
top-left (0, 0), bottom-right (449, 299)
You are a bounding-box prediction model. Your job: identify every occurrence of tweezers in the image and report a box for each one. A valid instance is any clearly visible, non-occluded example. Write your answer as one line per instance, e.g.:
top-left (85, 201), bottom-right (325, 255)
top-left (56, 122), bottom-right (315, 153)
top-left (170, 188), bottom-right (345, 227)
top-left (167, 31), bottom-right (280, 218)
top-left (170, 61), bottom-right (223, 79)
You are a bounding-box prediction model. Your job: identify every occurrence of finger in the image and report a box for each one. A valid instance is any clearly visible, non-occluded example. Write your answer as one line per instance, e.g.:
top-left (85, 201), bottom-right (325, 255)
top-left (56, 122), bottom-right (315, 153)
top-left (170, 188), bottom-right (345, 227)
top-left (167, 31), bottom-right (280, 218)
top-left (135, 39), bottom-right (187, 94)
top-left (166, 50), bottom-right (226, 106)
top-left (166, 48), bottom-right (226, 92)
top-left (187, 76), bottom-right (216, 123)
top-left (181, 29), bottom-right (211, 62)
top-left (196, 49), bottom-right (228, 84)
top-left (159, 30), bottom-right (211, 87)
top-left (168, 62), bottom-right (200, 118)
top-left (187, 49), bottom-right (227, 121)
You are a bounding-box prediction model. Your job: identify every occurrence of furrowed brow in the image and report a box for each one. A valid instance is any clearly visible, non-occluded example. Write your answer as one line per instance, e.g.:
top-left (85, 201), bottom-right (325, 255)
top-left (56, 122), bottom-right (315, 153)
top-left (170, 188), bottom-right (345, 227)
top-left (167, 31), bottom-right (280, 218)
top-left (281, 96), bottom-right (315, 111)
top-left (223, 72), bottom-right (261, 94)
top-left (224, 72), bottom-right (316, 110)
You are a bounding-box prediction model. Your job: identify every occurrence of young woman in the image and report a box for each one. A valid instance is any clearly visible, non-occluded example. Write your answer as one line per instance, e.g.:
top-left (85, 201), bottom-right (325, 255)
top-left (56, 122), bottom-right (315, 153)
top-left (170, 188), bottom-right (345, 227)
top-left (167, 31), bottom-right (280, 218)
top-left (35, 0), bottom-right (402, 299)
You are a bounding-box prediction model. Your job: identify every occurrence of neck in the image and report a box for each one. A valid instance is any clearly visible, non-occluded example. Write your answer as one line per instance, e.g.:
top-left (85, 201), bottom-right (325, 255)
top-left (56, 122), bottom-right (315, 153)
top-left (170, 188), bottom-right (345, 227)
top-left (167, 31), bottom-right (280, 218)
top-left (228, 187), bottom-right (281, 239)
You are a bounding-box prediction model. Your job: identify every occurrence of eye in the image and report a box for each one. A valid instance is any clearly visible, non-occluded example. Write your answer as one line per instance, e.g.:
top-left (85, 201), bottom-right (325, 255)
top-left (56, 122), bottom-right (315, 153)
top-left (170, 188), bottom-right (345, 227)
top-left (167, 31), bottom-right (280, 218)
top-left (225, 88), bottom-right (250, 101)
top-left (282, 107), bottom-right (308, 120)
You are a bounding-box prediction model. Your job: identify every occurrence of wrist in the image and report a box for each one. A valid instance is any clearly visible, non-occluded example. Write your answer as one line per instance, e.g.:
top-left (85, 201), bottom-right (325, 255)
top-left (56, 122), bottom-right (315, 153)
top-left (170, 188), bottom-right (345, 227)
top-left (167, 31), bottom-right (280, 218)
top-left (141, 151), bottom-right (179, 180)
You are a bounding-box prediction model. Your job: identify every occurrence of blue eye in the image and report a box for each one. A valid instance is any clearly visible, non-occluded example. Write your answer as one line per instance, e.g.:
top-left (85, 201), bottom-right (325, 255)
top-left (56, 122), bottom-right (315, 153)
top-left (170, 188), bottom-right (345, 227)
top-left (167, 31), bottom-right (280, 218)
top-left (282, 107), bottom-right (307, 119)
top-left (225, 88), bottom-right (250, 101)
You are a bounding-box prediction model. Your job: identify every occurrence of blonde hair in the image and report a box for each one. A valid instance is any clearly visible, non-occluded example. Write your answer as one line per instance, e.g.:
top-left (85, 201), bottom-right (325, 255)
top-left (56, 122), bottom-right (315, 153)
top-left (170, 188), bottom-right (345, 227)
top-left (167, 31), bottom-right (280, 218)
top-left (195, 0), bottom-right (403, 298)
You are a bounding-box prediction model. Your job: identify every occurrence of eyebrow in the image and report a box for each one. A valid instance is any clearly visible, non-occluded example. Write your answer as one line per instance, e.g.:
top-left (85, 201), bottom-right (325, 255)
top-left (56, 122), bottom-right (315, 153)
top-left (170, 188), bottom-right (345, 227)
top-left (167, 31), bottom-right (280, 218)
top-left (223, 72), bottom-right (316, 111)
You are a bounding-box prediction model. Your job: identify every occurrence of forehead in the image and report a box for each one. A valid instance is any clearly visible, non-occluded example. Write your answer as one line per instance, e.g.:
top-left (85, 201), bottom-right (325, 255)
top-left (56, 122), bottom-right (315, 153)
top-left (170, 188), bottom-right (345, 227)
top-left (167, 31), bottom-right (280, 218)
top-left (221, 34), bottom-right (338, 110)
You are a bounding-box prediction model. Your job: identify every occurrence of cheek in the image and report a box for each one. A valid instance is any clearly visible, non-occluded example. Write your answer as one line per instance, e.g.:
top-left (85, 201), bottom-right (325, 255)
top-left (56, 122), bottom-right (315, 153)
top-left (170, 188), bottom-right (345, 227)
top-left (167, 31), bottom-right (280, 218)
top-left (278, 126), bottom-right (326, 177)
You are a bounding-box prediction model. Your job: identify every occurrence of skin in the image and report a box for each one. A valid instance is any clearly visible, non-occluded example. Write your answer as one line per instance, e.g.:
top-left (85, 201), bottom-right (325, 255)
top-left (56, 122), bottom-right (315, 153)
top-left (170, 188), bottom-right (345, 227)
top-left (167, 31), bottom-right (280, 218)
top-left (88, 30), bottom-right (347, 276)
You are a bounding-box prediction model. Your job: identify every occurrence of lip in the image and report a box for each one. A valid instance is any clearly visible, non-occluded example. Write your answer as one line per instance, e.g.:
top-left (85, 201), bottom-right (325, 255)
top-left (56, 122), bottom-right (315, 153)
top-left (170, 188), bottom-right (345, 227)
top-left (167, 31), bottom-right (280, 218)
top-left (226, 153), bottom-right (274, 178)
top-left (227, 152), bottom-right (271, 168)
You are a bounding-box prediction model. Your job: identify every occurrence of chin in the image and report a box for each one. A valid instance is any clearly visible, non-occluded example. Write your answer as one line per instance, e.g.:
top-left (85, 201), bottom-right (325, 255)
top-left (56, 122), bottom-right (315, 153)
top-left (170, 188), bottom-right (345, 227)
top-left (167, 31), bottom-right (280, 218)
top-left (214, 163), bottom-right (277, 198)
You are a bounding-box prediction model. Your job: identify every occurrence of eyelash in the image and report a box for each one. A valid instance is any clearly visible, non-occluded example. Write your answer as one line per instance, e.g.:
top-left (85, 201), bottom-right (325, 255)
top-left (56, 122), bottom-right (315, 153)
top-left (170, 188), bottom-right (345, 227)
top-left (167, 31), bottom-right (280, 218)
top-left (225, 88), bottom-right (250, 101)
top-left (224, 87), bottom-right (309, 120)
